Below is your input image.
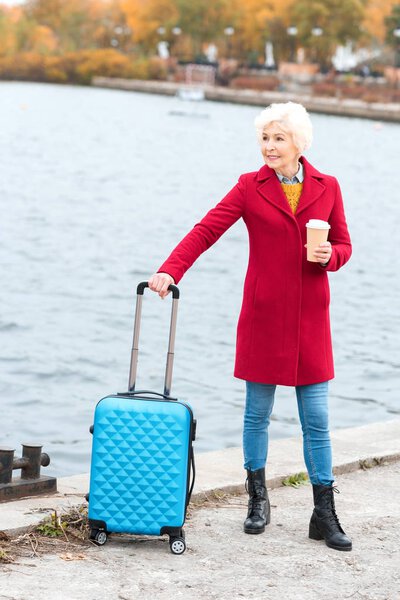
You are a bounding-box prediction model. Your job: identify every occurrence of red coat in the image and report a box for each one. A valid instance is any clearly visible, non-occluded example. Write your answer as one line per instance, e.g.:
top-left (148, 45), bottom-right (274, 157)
top-left (158, 157), bottom-right (352, 386)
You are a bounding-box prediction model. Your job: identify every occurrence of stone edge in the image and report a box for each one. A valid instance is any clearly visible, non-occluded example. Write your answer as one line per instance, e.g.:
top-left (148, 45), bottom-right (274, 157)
top-left (2, 450), bottom-right (399, 537)
top-left (190, 451), bottom-right (400, 501)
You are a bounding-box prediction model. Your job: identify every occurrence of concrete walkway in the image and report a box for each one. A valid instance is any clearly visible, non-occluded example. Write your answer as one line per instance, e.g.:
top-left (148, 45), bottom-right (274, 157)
top-left (1, 420), bottom-right (400, 599)
top-left (1, 419), bottom-right (399, 535)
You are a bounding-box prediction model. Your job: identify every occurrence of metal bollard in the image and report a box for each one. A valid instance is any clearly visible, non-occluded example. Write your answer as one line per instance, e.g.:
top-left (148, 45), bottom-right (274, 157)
top-left (14, 444), bottom-right (51, 480)
top-left (0, 448), bottom-right (15, 484)
top-left (0, 443), bottom-right (57, 502)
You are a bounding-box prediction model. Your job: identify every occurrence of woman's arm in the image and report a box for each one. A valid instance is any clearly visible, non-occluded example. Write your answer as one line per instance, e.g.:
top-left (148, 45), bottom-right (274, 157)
top-left (149, 175), bottom-right (247, 295)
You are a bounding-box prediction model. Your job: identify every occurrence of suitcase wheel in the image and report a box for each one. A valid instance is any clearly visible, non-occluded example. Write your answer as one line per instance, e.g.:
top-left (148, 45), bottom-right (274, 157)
top-left (90, 529), bottom-right (108, 546)
top-left (85, 493), bottom-right (89, 502)
top-left (89, 425), bottom-right (94, 434)
top-left (169, 536), bottom-right (186, 555)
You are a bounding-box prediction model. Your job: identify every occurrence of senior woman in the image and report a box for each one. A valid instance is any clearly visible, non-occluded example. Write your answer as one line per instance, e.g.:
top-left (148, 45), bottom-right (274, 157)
top-left (148, 102), bottom-right (352, 552)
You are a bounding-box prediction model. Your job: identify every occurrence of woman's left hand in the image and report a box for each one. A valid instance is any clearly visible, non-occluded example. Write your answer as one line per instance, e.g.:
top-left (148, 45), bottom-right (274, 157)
top-left (313, 241), bottom-right (332, 265)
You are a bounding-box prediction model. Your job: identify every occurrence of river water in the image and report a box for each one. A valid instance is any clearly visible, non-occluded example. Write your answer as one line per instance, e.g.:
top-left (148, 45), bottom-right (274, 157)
top-left (1, 81), bottom-right (398, 476)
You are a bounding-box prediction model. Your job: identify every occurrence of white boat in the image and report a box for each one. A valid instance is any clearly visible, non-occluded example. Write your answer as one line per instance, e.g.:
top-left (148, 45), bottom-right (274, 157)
top-left (176, 87), bottom-right (205, 101)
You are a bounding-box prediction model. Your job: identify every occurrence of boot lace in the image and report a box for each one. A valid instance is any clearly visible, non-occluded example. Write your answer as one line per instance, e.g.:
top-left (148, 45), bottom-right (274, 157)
top-left (245, 477), bottom-right (264, 496)
top-left (324, 486), bottom-right (345, 532)
top-left (245, 477), bottom-right (266, 515)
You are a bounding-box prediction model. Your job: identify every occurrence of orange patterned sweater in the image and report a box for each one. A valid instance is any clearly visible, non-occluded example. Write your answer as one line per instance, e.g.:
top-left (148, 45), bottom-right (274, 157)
top-left (281, 182), bottom-right (303, 214)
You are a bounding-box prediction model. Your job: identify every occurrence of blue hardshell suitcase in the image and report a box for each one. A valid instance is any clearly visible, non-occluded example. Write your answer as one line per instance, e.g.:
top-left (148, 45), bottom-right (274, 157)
top-left (88, 282), bottom-right (196, 554)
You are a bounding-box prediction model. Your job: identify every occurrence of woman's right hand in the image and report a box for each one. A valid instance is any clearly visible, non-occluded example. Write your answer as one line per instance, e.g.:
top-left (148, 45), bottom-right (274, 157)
top-left (148, 272), bottom-right (175, 299)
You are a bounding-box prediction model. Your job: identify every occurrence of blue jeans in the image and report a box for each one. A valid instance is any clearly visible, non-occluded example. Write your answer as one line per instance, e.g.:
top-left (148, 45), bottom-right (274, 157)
top-left (243, 381), bottom-right (334, 486)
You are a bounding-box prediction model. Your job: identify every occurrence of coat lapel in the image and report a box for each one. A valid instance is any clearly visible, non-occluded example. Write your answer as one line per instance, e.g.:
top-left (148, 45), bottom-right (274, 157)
top-left (256, 158), bottom-right (327, 219)
top-left (256, 165), bottom-right (294, 218)
top-left (295, 157), bottom-right (327, 217)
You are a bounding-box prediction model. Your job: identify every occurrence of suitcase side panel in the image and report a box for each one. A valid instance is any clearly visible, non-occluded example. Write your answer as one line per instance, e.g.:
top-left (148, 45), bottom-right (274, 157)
top-left (88, 395), bottom-right (192, 536)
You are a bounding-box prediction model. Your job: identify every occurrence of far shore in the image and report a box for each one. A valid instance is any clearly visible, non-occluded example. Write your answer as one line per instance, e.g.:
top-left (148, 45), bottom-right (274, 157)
top-left (92, 76), bottom-right (400, 123)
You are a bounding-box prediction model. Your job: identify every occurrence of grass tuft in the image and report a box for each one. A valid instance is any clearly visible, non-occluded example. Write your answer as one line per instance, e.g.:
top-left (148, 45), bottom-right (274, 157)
top-left (282, 472), bottom-right (309, 488)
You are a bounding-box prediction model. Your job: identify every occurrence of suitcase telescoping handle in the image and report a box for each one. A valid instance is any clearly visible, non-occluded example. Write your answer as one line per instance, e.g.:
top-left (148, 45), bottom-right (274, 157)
top-left (128, 281), bottom-right (180, 397)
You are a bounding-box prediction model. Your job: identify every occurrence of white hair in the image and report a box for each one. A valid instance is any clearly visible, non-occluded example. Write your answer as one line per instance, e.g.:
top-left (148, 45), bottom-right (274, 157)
top-left (254, 101), bottom-right (313, 152)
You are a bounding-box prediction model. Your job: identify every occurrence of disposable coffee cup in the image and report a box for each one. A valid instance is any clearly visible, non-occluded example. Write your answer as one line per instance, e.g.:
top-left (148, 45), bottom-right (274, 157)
top-left (306, 219), bottom-right (330, 262)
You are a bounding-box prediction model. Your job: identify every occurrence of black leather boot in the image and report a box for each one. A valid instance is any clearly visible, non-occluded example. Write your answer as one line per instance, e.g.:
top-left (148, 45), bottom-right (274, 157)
top-left (309, 484), bottom-right (352, 551)
top-left (243, 468), bottom-right (271, 534)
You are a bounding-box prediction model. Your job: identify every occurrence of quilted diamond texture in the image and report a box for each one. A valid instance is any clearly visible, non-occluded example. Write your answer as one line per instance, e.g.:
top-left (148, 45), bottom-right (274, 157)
top-left (89, 396), bottom-right (192, 535)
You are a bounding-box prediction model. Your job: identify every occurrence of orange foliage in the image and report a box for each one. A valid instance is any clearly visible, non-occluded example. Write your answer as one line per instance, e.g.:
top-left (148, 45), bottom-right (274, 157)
top-left (231, 0), bottom-right (294, 34)
top-left (119, 0), bottom-right (179, 45)
top-left (29, 25), bottom-right (58, 53)
top-left (215, 0), bottom-right (295, 59)
top-left (0, 49), bottom-right (124, 83)
top-left (73, 48), bottom-right (134, 83)
top-left (362, 0), bottom-right (398, 41)
top-left (1, 0), bottom-right (399, 80)
top-left (0, 48), bottom-right (167, 83)
top-left (118, 0), bottom-right (296, 58)
top-left (0, 6), bottom-right (20, 54)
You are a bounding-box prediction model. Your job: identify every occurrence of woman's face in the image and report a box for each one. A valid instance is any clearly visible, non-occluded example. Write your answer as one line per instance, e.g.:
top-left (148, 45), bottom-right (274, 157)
top-left (261, 122), bottom-right (300, 176)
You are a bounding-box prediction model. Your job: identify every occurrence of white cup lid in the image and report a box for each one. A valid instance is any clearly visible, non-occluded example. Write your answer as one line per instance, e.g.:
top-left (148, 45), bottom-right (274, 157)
top-left (306, 219), bottom-right (330, 229)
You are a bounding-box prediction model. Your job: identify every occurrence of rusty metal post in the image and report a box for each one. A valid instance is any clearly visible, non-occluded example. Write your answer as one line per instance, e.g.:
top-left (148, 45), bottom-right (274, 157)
top-left (0, 443), bottom-right (57, 502)
top-left (0, 448), bottom-right (15, 484)
top-left (20, 444), bottom-right (50, 479)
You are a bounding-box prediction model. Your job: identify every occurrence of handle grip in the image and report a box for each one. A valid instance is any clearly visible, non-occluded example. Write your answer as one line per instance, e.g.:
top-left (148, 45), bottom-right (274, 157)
top-left (137, 281), bottom-right (180, 299)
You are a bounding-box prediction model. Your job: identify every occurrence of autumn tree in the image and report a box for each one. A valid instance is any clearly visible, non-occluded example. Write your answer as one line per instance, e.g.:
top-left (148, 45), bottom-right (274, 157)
top-left (363, 0), bottom-right (399, 42)
top-left (385, 4), bottom-right (400, 45)
top-left (223, 0), bottom-right (294, 63)
top-left (174, 0), bottom-right (231, 56)
top-left (90, 0), bottom-right (133, 52)
top-left (119, 0), bottom-right (179, 52)
top-left (385, 3), bottom-right (400, 66)
top-left (2, 8), bottom-right (47, 54)
top-left (3, 0), bottom-right (399, 70)
top-left (24, 0), bottom-right (124, 52)
top-left (290, 0), bottom-right (368, 68)
top-left (0, 8), bottom-right (16, 55)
